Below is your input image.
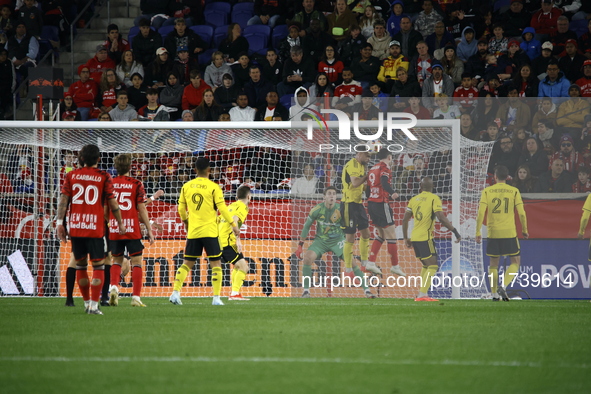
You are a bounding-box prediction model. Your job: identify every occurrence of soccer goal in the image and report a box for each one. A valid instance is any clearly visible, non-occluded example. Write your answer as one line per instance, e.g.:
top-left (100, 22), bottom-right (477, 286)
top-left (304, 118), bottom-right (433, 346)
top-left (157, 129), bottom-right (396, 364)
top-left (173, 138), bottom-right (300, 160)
top-left (0, 120), bottom-right (494, 299)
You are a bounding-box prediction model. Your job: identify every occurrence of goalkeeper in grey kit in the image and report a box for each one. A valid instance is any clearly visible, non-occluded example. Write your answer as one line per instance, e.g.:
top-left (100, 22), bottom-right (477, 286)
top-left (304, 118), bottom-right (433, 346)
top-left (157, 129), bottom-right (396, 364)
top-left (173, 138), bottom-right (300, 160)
top-left (296, 186), bottom-right (376, 298)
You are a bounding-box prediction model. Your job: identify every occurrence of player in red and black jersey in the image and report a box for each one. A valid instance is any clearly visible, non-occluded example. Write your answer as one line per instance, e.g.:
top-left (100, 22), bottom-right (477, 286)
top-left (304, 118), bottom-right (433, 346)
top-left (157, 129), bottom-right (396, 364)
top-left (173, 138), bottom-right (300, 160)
top-left (56, 144), bottom-right (126, 315)
top-left (107, 154), bottom-right (155, 307)
top-left (367, 148), bottom-right (406, 277)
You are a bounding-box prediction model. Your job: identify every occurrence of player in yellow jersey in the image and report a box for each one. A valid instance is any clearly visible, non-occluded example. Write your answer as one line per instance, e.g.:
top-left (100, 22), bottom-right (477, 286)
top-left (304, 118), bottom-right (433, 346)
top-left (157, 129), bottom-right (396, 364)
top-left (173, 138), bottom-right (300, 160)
top-left (169, 157), bottom-right (239, 306)
top-left (476, 165), bottom-right (528, 302)
top-left (219, 185), bottom-right (251, 301)
top-left (341, 151), bottom-right (379, 277)
top-left (402, 177), bottom-right (461, 302)
top-left (576, 192), bottom-right (591, 302)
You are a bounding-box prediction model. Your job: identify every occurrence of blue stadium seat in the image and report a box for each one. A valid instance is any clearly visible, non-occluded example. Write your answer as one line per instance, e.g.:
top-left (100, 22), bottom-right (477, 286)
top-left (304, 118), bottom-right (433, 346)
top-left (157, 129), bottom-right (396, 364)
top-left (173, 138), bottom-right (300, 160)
top-left (214, 25), bottom-right (230, 48)
top-left (205, 2), bottom-right (231, 15)
top-left (571, 19), bottom-right (589, 38)
top-left (190, 25), bottom-right (214, 47)
top-left (199, 48), bottom-right (217, 65)
top-left (243, 25), bottom-right (271, 56)
top-left (232, 10), bottom-right (253, 29)
top-left (280, 94), bottom-right (292, 109)
top-left (272, 25), bottom-right (288, 49)
top-left (38, 26), bottom-right (59, 60)
top-left (493, 0), bottom-right (511, 13)
top-left (204, 10), bottom-right (229, 28)
top-left (158, 25), bottom-right (175, 44)
top-left (232, 2), bottom-right (254, 28)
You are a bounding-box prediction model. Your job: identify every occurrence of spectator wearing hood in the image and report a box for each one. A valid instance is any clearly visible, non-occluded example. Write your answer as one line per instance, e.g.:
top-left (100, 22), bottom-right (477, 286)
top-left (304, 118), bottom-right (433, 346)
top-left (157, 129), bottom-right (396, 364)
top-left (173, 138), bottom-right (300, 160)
top-left (159, 71), bottom-right (184, 120)
top-left (456, 27), bottom-right (477, 63)
top-left (213, 73), bottom-right (240, 110)
top-left (520, 27), bottom-right (541, 61)
top-left (387, 0), bottom-right (407, 37)
top-left (289, 86), bottom-right (319, 121)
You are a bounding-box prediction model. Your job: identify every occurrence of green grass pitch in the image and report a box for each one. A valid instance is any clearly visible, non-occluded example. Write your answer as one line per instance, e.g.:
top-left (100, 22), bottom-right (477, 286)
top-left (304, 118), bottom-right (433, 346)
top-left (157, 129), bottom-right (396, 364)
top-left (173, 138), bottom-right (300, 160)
top-left (0, 297), bottom-right (589, 393)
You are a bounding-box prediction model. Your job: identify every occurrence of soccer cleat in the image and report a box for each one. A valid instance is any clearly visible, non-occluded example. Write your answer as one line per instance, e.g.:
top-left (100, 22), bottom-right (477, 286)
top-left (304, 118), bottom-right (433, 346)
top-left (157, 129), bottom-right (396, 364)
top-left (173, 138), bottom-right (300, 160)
top-left (130, 297), bottom-right (147, 307)
top-left (212, 297), bottom-right (224, 306)
top-left (365, 261), bottom-right (382, 275)
top-left (415, 296), bottom-right (439, 302)
top-left (65, 299), bottom-right (75, 307)
top-left (344, 271), bottom-right (355, 280)
top-left (492, 296), bottom-right (501, 302)
top-left (100, 299), bottom-right (110, 307)
top-left (365, 289), bottom-right (377, 298)
top-left (301, 290), bottom-right (311, 298)
top-left (86, 308), bottom-right (103, 315)
top-left (390, 265), bottom-right (406, 277)
top-left (169, 291), bottom-right (183, 305)
top-left (497, 286), bottom-right (510, 302)
top-left (228, 294), bottom-right (250, 301)
top-left (109, 285), bottom-right (119, 306)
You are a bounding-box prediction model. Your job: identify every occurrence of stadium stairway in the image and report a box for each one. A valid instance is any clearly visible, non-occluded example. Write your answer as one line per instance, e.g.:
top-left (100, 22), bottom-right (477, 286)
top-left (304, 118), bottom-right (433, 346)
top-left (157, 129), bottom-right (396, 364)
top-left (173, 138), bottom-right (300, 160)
top-left (59, 0), bottom-right (140, 87)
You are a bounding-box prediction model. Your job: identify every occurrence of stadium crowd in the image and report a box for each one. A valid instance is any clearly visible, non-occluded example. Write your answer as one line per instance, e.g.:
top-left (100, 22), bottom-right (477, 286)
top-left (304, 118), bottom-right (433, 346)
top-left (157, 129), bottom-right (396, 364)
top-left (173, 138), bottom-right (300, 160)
top-left (3, 0), bottom-right (591, 195)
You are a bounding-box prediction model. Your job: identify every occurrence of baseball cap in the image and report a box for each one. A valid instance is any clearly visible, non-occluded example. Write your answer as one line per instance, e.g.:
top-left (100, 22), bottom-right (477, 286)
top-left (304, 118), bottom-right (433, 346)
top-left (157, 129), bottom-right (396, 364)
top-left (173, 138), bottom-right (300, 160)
top-left (565, 39), bottom-right (578, 48)
top-left (156, 47), bottom-right (168, 56)
top-left (177, 45), bottom-right (189, 52)
top-left (560, 134), bottom-right (574, 145)
top-left (542, 41), bottom-right (553, 51)
top-left (508, 39), bottom-right (520, 48)
top-left (584, 59), bottom-right (591, 67)
top-left (64, 91), bottom-right (73, 99)
top-left (431, 60), bottom-right (443, 70)
top-left (389, 40), bottom-right (401, 47)
top-left (96, 44), bottom-right (107, 52)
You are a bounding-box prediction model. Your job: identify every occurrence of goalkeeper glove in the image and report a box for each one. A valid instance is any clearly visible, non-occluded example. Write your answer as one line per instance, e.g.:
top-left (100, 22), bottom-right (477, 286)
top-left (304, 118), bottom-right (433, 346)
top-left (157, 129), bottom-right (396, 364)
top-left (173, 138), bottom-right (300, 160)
top-left (295, 241), bottom-right (304, 259)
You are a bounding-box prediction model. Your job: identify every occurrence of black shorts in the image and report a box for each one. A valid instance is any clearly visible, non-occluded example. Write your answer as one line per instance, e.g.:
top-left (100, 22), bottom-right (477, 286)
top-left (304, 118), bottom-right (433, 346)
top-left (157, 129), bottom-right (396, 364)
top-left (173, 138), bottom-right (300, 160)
top-left (184, 237), bottom-right (222, 261)
top-left (341, 202), bottom-right (369, 234)
top-left (486, 237), bottom-right (520, 257)
top-left (71, 237), bottom-right (107, 262)
top-left (368, 201), bottom-right (395, 228)
top-left (221, 245), bottom-right (244, 265)
top-left (110, 239), bottom-right (144, 257)
top-left (412, 240), bottom-right (437, 261)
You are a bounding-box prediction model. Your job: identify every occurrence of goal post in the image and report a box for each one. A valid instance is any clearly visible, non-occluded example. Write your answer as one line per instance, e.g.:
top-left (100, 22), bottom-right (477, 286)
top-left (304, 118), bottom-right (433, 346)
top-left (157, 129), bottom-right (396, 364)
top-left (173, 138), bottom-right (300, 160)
top-left (0, 120), bottom-right (494, 299)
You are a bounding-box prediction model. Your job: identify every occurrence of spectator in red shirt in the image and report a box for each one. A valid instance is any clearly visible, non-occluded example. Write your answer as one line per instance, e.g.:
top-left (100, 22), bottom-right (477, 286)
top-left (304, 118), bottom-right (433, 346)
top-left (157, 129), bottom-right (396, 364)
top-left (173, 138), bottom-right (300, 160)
top-left (182, 69), bottom-right (211, 111)
top-left (572, 166), bottom-right (591, 193)
top-left (575, 59), bottom-right (591, 96)
top-left (550, 134), bottom-right (584, 173)
top-left (87, 45), bottom-right (116, 83)
top-left (69, 64), bottom-right (98, 120)
top-left (102, 23), bottom-right (130, 64)
top-left (530, 0), bottom-right (561, 37)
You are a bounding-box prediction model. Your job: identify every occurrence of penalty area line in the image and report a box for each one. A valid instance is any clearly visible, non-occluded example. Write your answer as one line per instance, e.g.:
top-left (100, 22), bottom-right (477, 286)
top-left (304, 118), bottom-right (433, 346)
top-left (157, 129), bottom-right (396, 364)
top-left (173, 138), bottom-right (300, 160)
top-left (0, 356), bottom-right (588, 369)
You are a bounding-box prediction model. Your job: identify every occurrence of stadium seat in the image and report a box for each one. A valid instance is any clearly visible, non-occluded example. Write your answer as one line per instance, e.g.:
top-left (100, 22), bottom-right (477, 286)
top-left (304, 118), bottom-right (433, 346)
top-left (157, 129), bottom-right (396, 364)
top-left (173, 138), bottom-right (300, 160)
top-left (571, 19), bottom-right (589, 38)
top-left (205, 1), bottom-right (231, 15)
top-left (493, 0), bottom-right (511, 13)
top-left (158, 25), bottom-right (175, 44)
top-left (199, 48), bottom-right (216, 65)
top-left (243, 25), bottom-right (271, 55)
top-left (231, 2), bottom-right (254, 28)
top-left (271, 25), bottom-right (288, 50)
top-left (214, 25), bottom-right (229, 48)
top-left (38, 26), bottom-right (59, 60)
top-left (204, 10), bottom-right (229, 28)
top-left (190, 25), bottom-right (214, 47)
top-left (280, 94), bottom-right (292, 109)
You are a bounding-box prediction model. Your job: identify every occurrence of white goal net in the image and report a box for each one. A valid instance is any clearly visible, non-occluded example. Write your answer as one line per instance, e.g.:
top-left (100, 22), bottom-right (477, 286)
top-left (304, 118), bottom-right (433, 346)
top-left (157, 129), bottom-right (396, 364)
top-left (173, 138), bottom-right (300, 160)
top-left (0, 119), bottom-right (493, 299)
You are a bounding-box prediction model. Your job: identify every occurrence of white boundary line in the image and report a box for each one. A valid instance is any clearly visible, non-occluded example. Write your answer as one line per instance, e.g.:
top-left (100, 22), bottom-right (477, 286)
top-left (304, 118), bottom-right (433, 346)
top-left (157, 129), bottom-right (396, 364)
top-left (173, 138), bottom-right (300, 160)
top-left (0, 356), bottom-right (588, 369)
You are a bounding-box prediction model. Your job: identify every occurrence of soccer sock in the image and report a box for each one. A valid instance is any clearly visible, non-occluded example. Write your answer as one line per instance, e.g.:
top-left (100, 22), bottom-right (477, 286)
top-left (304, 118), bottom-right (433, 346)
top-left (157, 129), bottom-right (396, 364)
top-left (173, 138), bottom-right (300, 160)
top-left (76, 268), bottom-right (90, 301)
top-left (173, 264), bottom-right (191, 293)
top-left (231, 269), bottom-right (246, 294)
top-left (302, 264), bottom-right (312, 290)
top-left (369, 236), bottom-right (384, 263)
top-left (230, 268), bottom-right (237, 288)
top-left (503, 263), bottom-right (520, 288)
top-left (360, 237), bottom-right (370, 261)
top-left (110, 264), bottom-right (122, 286)
top-left (489, 267), bottom-right (498, 294)
top-left (353, 266), bottom-right (368, 290)
top-left (66, 267), bottom-right (76, 301)
top-left (101, 264), bottom-right (111, 300)
top-left (387, 240), bottom-right (399, 266)
top-left (344, 241), bottom-right (353, 269)
top-left (132, 266), bottom-right (143, 297)
top-left (90, 265), bottom-right (105, 303)
top-left (211, 266), bottom-right (222, 296)
top-left (420, 265), bottom-right (438, 294)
